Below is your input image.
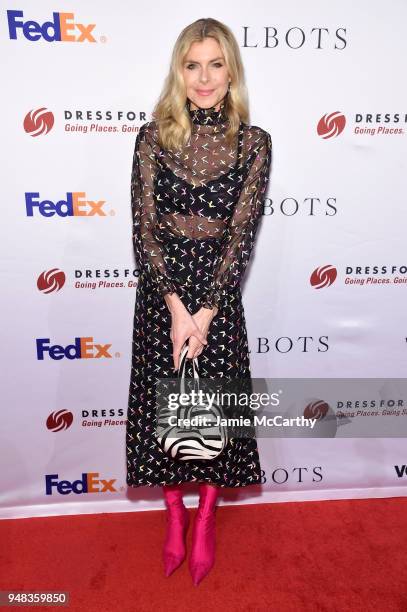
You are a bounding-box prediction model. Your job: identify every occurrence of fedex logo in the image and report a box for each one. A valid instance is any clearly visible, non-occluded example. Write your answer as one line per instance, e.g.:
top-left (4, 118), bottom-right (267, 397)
top-left (36, 337), bottom-right (112, 361)
top-left (7, 10), bottom-right (97, 43)
top-left (45, 473), bottom-right (117, 495)
top-left (26, 193), bottom-right (107, 217)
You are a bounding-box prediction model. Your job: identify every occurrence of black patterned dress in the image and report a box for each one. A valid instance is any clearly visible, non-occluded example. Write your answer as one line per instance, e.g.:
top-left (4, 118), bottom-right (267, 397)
top-left (126, 97), bottom-right (272, 488)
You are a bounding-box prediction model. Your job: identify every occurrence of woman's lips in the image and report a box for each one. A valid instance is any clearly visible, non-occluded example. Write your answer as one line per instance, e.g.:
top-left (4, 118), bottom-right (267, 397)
top-left (196, 89), bottom-right (214, 96)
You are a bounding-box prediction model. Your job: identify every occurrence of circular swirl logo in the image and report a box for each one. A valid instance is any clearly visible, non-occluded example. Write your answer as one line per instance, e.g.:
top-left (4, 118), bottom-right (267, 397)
top-left (24, 107), bottom-right (55, 137)
top-left (46, 410), bottom-right (74, 432)
top-left (310, 265), bottom-right (337, 289)
top-left (317, 112), bottom-right (346, 139)
top-left (304, 400), bottom-right (329, 421)
top-left (37, 268), bottom-right (66, 294)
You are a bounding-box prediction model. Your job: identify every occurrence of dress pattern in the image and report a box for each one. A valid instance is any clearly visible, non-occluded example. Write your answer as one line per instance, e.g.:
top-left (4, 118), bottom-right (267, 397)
top-left (126, 96), bottom-right (272, 488)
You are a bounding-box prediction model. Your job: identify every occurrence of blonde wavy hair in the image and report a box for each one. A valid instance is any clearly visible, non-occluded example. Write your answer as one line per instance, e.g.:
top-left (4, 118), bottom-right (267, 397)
top-left (152, 18), bottom-right (250, 151)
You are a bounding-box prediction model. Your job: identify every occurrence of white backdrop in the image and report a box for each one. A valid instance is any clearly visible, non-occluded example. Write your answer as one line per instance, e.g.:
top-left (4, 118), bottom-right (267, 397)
top-left (1, 0), bottom-right (407, 519)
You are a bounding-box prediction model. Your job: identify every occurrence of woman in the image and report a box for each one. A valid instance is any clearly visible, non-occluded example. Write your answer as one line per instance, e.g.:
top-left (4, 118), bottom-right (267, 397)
top-left (127, 17), bottom-right (272, 586)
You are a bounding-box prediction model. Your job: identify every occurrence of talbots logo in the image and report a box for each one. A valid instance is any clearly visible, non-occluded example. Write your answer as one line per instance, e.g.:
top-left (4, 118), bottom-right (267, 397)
top-left (394, 465), bottom-right (407, 478)
top-left (46, 410), bottom-right (73, 432)
top-left (25, 192), bottom-right (109, 217)
top-left (36, 337), bottom-right (113, 361)
top-left (310, 265), bottom-right (338, 289)
top-left (45, 473), bottom-right (117, 495)
top-left (7, 10), bottom-right (98, 43)
top-left (37, 269), bottom-right (66, 294)
top-left (24, 108), bottom-right (55, 136)
top-left (317, 112), bottom-right (346, 139)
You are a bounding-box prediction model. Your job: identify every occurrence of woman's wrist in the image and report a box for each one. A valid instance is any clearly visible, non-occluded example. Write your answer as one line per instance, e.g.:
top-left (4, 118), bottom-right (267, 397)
top-left (194, 306), bottom-right (218, 325)
top-left (164, 291), bottom-right (189, 315)
top-left (201, 305), bottom-right (218, 319)
top-left (164, 293), bottom-right (218, 316)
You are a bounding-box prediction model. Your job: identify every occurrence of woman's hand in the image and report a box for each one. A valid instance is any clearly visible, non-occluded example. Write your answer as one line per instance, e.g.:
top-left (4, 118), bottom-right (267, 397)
top-left (189, 306), bottom-right (218, 359)
top-left (164, 293), bottom-right (208, 370)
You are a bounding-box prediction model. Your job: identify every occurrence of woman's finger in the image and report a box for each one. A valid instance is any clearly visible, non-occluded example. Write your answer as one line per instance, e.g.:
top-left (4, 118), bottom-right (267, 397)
top-left (192, 345), bottom-right (204, 359)
top-left (186, 338), bottom-right (201, 359)
top-left (173, 337), bottom-right (188, 370)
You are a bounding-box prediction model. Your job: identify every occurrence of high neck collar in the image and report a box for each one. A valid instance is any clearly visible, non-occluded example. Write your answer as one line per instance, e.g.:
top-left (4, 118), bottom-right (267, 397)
top-left (186, 96), bottom-right (228, 126)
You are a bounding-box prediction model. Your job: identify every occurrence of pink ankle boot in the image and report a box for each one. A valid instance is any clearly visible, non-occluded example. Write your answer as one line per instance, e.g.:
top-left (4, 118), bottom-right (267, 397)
top-left (162, 484), bottom-right (190, 577)
top-left (189, 483), bottom-right (220, 586)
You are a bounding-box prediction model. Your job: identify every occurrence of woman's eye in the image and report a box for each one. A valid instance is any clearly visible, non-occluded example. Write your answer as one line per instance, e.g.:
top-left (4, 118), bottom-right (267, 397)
top-left (185, 63), bottom-right (223, 69)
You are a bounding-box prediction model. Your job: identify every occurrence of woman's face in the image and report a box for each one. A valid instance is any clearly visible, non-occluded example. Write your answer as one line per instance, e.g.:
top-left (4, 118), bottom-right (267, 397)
top-left (182, 37), bottom-right (230, 111)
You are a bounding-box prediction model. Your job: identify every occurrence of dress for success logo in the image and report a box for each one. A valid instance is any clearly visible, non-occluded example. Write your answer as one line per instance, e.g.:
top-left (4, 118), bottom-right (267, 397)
top-left (7, 10), bottom-right (97, 43)
top-left (36, 337), bottom-right (113, 360)
top-left (317, 112), bottom-right (346, 138)
top-left (24, 108), bottom-right (55, 136)
top-left (37, 269), bottom-right (66, 293)
top-left (310, 265), bottom-right (338, 289)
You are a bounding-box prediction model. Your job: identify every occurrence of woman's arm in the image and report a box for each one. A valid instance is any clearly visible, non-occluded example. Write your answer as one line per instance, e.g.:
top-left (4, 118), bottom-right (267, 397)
top-left (131, 124), bottom-right (207, 369)
top-left (131, 124), bottom-right (178, 302)
top-left (199, 129), bottom-right (272, 312)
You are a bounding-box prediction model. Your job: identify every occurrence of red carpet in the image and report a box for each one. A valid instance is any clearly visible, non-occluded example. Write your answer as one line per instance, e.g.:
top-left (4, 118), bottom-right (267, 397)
top-left (1, 497), bottom-right (407, 611)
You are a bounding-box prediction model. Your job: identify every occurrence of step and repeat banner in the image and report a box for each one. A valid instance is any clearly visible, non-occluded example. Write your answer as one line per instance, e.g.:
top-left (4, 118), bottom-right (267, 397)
top-left (1, 1), bottom-right (407, 519)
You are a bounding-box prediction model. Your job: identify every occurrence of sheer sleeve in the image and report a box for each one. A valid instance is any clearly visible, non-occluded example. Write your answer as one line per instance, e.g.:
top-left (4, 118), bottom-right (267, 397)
top-left (199, 129), bottom-right (272, 312)
top-left (131, 124), bottom-right (178, 300)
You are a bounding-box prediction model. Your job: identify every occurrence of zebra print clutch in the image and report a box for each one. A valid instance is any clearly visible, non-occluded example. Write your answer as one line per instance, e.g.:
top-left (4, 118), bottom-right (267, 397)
top-left (156, 344), bottom-right (228, 461)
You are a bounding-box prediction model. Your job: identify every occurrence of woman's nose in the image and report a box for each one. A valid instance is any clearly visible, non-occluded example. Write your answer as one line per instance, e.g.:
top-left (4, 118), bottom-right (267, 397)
top-left (199, 68), bottom-right (209, 82)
